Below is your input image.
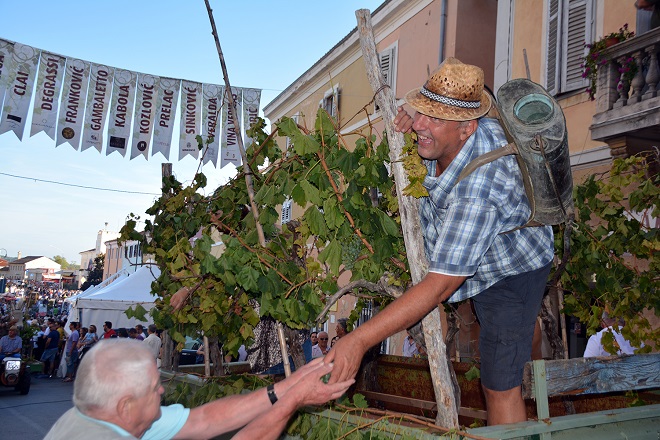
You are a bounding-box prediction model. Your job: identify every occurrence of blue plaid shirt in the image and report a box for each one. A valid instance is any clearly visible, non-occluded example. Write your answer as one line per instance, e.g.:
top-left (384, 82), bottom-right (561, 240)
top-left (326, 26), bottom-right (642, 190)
top-left (420, 118), bottom-right (554, 303)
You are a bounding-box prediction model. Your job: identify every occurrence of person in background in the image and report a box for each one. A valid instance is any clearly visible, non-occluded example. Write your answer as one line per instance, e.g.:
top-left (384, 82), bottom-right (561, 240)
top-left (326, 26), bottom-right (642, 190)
top-left (102, 321), bottom-right (116, 339)
top-left (135, 324), bottom-right (146, 340)
top-left (116, 328), bottom-right (129, 338)
top-left (584, 312), bottom-right (643, 357)
top-left (335, 319), bottom-right (349, 339)
top-left (0, 325), bottom-right (22, 360)
top-left (326, 58), bottom-right (554, 426)
top-left (87, 325), bottom-right (99, 344)
top-left (311, 331), bottom-right (330, 359)
top-left (77, 325), bottom-right (97, 363)
top-left (44, 339), bottom-right (354, 440)
top-left (41, 320), bottom-right (60, 377)
top-left (310, 331), bottom-right (318, 347)
top-left (143, 324), bottom-right (162, 367)
top-left (77, 327), bottom-right (89, 349)
top-left (402, 332), bottom-right (419, 357)
top-left (63, 322), bottom-right (80, 382)
top-left (128, 328), bottom-right (139, 339)
top-left (34, 324), bottom-right (47, 361)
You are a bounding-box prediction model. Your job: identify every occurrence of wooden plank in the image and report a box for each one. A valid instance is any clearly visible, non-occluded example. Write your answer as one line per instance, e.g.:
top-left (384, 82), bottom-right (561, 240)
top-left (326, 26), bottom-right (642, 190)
top-left (467, 404), bottom-right (660, 439)
top-left (361, 390), bottom-right (488, 420)
top-left (522, 353), bottom-right (660, 399)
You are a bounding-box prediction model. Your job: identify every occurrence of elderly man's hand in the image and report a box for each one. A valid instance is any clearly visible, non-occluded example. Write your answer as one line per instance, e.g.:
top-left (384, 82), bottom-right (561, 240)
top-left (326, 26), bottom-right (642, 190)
top-left (393, 106), bottom-right (414, 133)
top-left (323, 333), bottom-right (367, 385)
top-left (282, 358), bottom-right (354, 407)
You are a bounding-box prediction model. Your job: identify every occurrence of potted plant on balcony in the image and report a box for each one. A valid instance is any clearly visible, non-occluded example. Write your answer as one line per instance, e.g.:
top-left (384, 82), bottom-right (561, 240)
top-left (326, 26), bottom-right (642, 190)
top-left (582, 24), bottom-right (636, 100)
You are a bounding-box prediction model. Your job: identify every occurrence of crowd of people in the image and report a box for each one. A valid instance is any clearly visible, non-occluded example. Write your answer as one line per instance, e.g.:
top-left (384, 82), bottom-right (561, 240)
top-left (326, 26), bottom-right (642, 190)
top-left (29, 319), bottom-right (161, 382)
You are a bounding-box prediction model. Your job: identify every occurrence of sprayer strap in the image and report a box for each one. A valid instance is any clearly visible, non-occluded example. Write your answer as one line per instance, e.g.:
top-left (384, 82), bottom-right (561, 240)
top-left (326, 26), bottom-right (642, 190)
top-left (456, 142), bottom-right (518, 183)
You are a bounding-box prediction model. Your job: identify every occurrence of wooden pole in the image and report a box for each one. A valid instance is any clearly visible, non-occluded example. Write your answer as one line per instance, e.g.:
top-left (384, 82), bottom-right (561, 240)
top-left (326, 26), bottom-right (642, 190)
top-left (204, 0), bottom-right (265, 248)
top-left (161, 163), bottom-right (175, 371)
top-left (276, 323), bottom-right (292, 377)
top-left (203, 334), bottom-right (210, 377)
top-left (355, 9), bottom-right (459, 428)
top-left (204, 1), bottom-right (293, 374)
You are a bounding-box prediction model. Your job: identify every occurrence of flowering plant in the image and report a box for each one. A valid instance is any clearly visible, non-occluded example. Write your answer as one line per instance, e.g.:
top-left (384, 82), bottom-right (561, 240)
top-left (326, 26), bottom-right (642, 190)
top-left (582, 24), bottom-right (636, 100)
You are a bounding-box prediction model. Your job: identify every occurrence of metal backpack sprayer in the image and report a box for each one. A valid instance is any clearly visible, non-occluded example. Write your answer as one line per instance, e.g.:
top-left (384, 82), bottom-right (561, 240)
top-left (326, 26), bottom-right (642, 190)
top-left (458, 79), bottom-right (574, 275)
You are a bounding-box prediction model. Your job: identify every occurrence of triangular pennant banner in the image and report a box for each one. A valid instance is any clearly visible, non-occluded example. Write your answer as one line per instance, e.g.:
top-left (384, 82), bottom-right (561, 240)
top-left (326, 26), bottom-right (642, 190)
top-left (130, 73), bottom-right (159, 160)
top-left (0, 43), bottom-right (40, 140)
top-left (56, 58), bottom-right (91, 150)
top-left (81, 63), bottom-right (114, 152)
top-left (31, 52), bottom-right (66, 140)
top-left (179, 80), bottom-right (201, 160)
top-left (202, 83), bottom-right (223, 167)
top-left (106, 68), bottom-right (137, 157)
top-left (151, 77), bottom-right (180, 160)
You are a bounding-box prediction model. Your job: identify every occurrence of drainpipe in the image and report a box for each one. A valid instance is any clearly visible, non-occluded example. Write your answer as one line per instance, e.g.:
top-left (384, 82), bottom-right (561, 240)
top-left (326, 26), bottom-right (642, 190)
top-left (439, 0), bottom-right (448, 64)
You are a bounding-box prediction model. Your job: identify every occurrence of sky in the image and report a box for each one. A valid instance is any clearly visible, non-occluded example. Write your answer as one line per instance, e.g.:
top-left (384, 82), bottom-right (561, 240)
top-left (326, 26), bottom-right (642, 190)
top-left (0, 0), bottom-right (384, 264)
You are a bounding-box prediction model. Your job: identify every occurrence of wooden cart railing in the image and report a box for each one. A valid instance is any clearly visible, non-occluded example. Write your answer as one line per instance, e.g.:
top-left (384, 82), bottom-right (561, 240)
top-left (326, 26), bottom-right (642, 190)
top-left (468, 353), bottom-right (660, 439)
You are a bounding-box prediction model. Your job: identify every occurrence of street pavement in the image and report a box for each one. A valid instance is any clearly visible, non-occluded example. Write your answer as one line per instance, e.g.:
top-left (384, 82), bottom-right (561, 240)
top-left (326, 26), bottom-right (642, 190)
top-left (0, 374), bottom-right (74, 439)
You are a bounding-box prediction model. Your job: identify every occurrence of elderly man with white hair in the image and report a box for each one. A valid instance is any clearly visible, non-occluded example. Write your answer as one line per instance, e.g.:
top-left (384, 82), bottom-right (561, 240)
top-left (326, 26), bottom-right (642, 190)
top-left (45, 339), bottom-right (353, 439)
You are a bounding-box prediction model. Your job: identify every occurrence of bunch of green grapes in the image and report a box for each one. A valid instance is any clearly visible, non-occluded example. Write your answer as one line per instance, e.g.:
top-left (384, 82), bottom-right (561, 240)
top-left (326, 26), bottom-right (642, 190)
top-left (341, 234), bottom-right (362, 270)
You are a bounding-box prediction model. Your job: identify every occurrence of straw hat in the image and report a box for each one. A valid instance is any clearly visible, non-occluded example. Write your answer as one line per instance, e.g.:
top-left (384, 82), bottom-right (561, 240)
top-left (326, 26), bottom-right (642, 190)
top-left (405, 57), bottom-right (492, 121)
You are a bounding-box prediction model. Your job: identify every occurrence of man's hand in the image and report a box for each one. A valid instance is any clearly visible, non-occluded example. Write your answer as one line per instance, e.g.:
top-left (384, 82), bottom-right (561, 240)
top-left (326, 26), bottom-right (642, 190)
top-left (278, 357), bottom-right (354, 407)
top-left (170, 286), bottom-right (191, 311)
top-left (393, 106), bottom-right (414, 133)
top-left (323, 333), bottom-right (367, 385)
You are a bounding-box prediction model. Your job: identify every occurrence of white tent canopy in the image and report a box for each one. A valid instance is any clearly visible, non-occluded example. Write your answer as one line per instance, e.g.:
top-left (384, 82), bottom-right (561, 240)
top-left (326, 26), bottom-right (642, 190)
top-left (71, 265), bottom-right (160, 330)
top-left (65, 270), bottom-right (130, 306)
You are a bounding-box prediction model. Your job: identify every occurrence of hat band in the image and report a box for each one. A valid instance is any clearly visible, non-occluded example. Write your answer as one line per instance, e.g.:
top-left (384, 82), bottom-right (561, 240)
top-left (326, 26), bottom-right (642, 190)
top-left (420, 86), bottom-right (481, 109)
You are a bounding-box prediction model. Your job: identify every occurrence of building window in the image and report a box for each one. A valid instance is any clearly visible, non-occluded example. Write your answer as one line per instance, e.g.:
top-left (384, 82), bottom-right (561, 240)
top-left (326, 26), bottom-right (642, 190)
top-left (319, 84), bottom-right (340, 118)
top-left (281, 198), bottom-right (292, 226)
top-left (546, 0), bottom-right (594, 95)
top-left (357, 300), bottom-right (390, 354)
top-left (375, 43), bottom-right (398, 112)
top-left (285, 112), bottom-right (300, 153)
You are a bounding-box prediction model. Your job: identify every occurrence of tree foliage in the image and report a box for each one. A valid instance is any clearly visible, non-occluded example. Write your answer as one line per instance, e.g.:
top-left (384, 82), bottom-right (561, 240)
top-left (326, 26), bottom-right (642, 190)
top-left (52, 255), bottom-right (79, 270)
top-left (121, 110), bottom-right (409, 354)
top-left (559, 155), bottom-right (659, 354)
top-left (121, 107), bottom-right (658, 361)
top-left (80, 254), bottom-right (105, 291)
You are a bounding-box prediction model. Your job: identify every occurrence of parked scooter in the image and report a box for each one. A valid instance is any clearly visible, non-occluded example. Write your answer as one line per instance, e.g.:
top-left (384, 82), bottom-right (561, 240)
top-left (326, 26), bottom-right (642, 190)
top-left (0, 355), bottom-right (31, 395)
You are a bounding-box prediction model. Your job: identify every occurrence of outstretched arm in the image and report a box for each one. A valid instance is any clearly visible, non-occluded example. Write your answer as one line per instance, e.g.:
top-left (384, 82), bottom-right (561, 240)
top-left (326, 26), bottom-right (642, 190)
top-left (232, 361), bottom-right (354, 440)
top-left (325, 272), bottom-right (465, 384)
top-left (174, 358), bottom-right (353, 439)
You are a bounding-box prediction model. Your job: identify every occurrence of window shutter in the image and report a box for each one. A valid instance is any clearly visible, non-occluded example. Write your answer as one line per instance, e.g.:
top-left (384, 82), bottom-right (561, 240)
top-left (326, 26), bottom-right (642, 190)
top-left (379, 47), bottom-right (395, 88)
top-left (546, 0), bottom-right (561, 95)
top-left (564, 0), bottom-right (591, 91)
top-left (376, 46), bottom-right (396, 111)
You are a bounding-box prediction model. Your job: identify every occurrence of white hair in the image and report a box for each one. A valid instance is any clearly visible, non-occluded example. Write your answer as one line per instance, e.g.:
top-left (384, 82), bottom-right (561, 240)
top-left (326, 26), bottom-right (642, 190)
top-left (73, 339), bottom-right (156, 414)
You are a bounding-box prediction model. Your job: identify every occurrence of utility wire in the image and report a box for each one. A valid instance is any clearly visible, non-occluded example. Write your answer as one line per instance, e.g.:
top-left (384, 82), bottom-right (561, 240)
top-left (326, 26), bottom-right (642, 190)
top-left (0, 172), bottom-right (160, 196)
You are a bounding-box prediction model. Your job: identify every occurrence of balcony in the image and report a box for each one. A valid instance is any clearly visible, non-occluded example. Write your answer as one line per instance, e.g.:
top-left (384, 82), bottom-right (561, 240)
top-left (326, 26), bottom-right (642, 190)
top-left (591, 27), bottom-right (660, 158)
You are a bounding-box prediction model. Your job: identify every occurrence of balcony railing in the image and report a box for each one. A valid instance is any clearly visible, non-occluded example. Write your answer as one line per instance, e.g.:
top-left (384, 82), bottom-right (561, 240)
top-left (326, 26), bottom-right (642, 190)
top-left (591, 27), bottom-right (660, 147)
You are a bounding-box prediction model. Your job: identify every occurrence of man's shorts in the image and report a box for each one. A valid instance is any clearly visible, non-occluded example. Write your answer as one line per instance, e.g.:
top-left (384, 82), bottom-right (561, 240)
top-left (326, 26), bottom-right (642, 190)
top-left (471, 263), bottom-right (552, 391)
top-left (66, 350), bottom-right (78, 371)
top-left (41, 348), bottom-right (58, 362)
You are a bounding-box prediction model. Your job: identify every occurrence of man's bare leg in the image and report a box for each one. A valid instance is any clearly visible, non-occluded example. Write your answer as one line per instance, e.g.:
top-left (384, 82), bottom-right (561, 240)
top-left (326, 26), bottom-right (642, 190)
top-left (482, 385), bottom-right (526, 425)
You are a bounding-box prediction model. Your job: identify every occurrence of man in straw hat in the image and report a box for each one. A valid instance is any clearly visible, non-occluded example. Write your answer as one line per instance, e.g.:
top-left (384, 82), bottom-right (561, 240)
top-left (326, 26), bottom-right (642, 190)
top-left (326, 58), bottom-right (554, 425)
